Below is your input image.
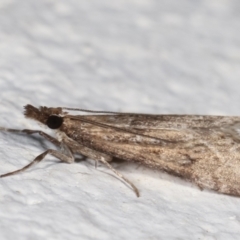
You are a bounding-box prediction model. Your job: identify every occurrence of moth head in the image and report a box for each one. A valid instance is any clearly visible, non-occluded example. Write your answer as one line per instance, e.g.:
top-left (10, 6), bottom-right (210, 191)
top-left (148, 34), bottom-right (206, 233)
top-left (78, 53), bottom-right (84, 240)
top-left (24, 105), bottom-right (66, 129)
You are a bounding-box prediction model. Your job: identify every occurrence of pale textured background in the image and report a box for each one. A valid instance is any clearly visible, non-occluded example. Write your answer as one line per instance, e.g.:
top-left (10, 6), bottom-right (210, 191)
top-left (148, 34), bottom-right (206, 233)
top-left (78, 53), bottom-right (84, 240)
top-left (0, 0), bottom-right (240, 239)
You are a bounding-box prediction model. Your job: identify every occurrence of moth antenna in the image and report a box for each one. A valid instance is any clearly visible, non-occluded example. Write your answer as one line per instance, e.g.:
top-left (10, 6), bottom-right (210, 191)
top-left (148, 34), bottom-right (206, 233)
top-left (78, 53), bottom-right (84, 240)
top-left (67, 115), bottom-right (173, 144)
top-left (62, 108), bottom-right (121, 114)
top-left (62, 107), bottom-right (147, 115)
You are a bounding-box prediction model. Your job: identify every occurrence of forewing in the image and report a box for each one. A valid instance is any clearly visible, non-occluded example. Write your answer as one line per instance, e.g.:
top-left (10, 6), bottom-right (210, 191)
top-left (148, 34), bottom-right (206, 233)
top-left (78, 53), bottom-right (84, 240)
top-left (62, 114), bottom-right (240, 196)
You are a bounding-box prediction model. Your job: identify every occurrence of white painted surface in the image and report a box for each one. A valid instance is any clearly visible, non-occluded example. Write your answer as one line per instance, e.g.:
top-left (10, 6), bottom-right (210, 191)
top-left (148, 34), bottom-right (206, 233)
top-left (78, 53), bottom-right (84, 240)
top-left (0, 1), bottom-right (240, 239)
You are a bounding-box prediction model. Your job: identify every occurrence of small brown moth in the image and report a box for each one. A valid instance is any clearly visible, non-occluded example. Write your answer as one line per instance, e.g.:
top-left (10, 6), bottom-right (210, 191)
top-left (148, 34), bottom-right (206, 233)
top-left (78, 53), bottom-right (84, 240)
top-left (1, 105), bottom-right (240, 197)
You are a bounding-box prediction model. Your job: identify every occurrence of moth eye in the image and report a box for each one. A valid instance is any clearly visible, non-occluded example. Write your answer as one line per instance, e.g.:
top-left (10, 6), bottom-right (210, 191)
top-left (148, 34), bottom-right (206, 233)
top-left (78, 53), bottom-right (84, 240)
top-left (46, 115), bottom-right (63, 129)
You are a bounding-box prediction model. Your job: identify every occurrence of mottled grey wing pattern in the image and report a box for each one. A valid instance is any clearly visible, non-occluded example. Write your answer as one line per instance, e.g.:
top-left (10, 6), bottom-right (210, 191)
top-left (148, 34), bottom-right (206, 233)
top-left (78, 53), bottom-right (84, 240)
top-left (62, 114), bottom-right (240, 196)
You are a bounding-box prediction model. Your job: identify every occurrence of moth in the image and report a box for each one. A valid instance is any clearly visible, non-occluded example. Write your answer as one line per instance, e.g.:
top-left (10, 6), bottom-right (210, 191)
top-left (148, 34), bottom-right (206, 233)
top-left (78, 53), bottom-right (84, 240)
top-left (1, 105), bottom-right (240, 197)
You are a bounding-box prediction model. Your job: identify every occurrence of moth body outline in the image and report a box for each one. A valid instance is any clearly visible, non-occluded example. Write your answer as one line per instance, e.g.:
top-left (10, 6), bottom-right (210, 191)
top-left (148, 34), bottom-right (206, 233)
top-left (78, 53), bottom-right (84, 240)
top-left (1, 104), bottom-right (240, 197)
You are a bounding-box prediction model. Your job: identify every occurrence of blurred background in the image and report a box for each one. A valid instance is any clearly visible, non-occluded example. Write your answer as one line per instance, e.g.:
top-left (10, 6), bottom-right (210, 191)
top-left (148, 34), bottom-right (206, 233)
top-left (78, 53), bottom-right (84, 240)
top-left (0, 0), bottom-right (240, 116)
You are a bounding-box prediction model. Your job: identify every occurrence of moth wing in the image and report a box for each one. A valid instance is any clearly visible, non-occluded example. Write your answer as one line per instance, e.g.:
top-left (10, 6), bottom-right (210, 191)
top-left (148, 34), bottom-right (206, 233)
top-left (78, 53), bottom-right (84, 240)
top-left (64, 114), bottom-right (240, 196)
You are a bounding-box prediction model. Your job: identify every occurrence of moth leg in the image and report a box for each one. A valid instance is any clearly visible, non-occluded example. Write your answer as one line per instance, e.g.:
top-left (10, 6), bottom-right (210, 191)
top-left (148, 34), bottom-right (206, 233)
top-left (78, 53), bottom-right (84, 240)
top-left (22, 129), bottom-right (61, 146)
top-left (94, 154), bottom-right (112, 169)
top-left (0, 127), bottom-right (60, 146)
top-left (0, 143), bottom-right (74, 178)
top-left (99, 157), bottom-right (140, 197)
top-left (69, 142), bottom-right (139, 196)
top-left (70, 142), bottom-right (113, 162)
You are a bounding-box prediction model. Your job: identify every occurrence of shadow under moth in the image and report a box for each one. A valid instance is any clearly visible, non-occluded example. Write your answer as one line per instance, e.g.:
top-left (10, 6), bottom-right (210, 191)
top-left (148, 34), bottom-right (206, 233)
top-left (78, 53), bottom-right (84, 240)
top-left (1, 104), bottom-right (240, 197)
